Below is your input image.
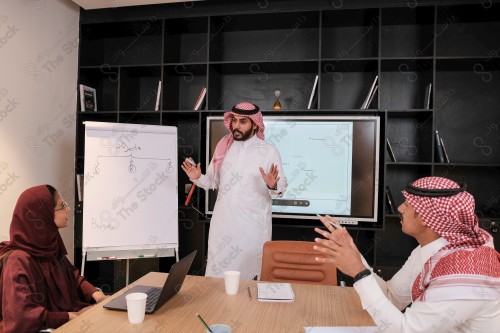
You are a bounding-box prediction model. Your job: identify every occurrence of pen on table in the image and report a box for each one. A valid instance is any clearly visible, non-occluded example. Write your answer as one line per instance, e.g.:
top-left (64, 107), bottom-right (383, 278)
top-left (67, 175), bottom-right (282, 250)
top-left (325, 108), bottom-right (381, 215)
top-left (316, 214), bottom-right (342, 230)
top-left (247, 286), bottom-right (252, 300)
top-left (196, 313), bottom-right (213, 333)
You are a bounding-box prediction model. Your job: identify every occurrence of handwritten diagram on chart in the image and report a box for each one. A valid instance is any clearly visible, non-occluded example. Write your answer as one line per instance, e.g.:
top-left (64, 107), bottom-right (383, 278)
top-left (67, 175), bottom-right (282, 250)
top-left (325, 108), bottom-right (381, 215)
top-left (90, 140), bottom-right (175, 213)
top-left (83, 122), bottom-right (178, 250)
top-left (92, 142), bottom-right (174, 175)
top-left (265, 119), bottom-right (353, 215)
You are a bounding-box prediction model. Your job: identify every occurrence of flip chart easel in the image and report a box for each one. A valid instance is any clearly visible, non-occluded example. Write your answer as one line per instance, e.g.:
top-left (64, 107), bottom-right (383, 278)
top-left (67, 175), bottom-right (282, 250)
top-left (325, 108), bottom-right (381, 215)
top-left (81, 121), bottom-right (179, 284)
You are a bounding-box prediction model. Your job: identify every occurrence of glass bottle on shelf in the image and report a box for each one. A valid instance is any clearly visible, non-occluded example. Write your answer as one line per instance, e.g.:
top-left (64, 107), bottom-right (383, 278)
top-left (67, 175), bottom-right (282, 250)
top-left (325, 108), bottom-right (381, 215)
top-left (273, 88), bottom-right (282, 110)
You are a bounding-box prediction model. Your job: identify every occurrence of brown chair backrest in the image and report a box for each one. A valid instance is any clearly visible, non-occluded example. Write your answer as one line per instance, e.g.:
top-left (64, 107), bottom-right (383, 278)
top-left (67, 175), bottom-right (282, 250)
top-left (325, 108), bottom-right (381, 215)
top-left (260, 241), bottom-right (337, 285)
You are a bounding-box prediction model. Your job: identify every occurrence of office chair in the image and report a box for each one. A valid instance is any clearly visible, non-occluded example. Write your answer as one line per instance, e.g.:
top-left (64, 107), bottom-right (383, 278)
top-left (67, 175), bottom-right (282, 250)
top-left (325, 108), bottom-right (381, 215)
top-left (260, 241), bottom-right (337, 285)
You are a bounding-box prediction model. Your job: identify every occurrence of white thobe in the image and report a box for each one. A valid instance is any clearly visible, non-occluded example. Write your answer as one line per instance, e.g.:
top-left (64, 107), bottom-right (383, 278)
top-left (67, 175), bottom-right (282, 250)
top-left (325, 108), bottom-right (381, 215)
top-left (354, 238), bottom-right (500, 332)
top-left (193, 135), bottom-right (287, 279)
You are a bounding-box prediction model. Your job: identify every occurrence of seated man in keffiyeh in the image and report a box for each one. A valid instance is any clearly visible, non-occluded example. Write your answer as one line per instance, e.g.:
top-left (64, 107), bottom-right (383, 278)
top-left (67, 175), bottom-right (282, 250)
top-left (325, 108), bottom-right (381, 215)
top-left (313, 176), bottom-right (500, 332)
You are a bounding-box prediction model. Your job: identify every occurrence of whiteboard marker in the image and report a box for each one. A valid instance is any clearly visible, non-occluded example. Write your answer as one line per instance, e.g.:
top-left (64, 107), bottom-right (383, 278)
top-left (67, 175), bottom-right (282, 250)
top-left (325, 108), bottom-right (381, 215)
top-left (185, 157), bottom-right (196, 166)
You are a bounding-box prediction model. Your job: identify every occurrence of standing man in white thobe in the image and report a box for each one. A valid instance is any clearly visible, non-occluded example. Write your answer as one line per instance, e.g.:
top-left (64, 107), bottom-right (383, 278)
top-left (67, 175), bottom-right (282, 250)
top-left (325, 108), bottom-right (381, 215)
top-left (181, 102), bottom-right (287, 279)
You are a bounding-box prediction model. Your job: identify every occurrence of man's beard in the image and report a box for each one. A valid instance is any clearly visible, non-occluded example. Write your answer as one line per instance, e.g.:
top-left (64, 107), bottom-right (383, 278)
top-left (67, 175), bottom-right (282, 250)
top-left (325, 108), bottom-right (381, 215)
top-left (233, 127), bottom-right (254, 141)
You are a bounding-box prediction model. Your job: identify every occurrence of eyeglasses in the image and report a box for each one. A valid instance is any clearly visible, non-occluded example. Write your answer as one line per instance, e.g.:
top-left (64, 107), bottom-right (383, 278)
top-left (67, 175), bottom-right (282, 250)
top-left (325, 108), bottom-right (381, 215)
top-left (55, 200), bottom-right (69, 211)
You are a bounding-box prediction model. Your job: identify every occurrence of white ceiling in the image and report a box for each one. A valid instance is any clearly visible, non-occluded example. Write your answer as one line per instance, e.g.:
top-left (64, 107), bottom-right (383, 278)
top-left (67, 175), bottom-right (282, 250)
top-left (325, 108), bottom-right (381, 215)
top-left (71, 0), bottom-right (203, 10)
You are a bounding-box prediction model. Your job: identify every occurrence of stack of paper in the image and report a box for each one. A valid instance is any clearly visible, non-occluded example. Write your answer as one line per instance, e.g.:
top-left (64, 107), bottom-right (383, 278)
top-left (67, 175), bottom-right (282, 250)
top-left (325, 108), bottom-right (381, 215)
top-left (257, 283), bottom-right (295, 302)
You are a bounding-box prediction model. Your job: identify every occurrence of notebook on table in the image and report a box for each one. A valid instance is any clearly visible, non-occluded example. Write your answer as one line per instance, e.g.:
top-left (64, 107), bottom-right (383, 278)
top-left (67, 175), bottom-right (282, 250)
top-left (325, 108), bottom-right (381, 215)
top-left (257, 282), bottom-right (295, 302)
top-left (103, 250), bottom-right (196, 314)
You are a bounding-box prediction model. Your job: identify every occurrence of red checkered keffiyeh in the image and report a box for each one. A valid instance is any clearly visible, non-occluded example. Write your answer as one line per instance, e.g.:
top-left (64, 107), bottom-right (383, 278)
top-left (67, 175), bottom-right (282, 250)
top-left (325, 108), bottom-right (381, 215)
top-left (402, 177), bottom-right (500, 302)
top-left (211, 102), bottom-right (265, 178)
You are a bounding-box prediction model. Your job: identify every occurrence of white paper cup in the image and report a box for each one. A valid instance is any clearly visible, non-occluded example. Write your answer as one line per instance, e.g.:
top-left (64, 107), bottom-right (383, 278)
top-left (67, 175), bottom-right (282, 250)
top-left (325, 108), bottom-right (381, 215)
top-left (224, 271), bottom-right (240, 295)
top-left (125, 292), bottom-right (147, 324)
top-left (207, 323), bottom-right (232, 333)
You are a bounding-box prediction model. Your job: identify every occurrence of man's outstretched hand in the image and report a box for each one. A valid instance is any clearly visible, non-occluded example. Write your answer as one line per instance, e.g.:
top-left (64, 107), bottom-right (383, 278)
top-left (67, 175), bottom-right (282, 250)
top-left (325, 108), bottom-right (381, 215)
top-left (259, 163), bottom-right (280, 189)
top-left (181, 158), bottom-right (201, 180)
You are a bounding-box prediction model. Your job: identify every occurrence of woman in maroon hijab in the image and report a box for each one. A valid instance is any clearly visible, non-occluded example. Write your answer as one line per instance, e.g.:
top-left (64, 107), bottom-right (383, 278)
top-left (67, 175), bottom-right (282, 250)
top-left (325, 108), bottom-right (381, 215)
top-left (0, 185), bottom-right (106, 332)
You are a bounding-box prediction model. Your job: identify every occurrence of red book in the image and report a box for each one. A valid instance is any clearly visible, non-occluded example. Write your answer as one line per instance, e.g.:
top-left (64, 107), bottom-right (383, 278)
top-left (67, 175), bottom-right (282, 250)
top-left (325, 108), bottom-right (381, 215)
top-left (193, 87), bottom-right (207, 110)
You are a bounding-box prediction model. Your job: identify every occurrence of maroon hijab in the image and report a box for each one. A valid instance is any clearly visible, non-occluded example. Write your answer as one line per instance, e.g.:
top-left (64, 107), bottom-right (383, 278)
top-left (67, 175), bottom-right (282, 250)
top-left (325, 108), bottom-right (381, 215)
top-left (0, 185), bottom-right (90, 312)
top-left (0, 185), bottom-right (66, 260)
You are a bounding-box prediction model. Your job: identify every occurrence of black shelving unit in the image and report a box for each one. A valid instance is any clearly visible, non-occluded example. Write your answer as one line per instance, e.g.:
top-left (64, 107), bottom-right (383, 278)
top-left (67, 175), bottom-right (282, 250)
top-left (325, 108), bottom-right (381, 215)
top-left (76, 0), bottom-right (500, 289)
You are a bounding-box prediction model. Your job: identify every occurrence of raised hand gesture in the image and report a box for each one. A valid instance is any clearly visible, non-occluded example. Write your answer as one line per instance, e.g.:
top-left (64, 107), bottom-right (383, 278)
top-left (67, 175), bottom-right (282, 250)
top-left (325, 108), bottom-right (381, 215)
top-left (313, 215), bottom-right (366, 278)
top-left (259, 163), bottom-right (280, 189)
top-left (181, 158), bottom-right (201, 180)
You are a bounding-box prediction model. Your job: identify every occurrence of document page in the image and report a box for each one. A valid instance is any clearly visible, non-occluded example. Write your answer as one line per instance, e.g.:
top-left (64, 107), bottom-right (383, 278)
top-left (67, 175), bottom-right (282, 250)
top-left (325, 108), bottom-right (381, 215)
top-left (257, 283), bottom-right (295, 302)
top-left (304, 327), bottom-right (378, 332)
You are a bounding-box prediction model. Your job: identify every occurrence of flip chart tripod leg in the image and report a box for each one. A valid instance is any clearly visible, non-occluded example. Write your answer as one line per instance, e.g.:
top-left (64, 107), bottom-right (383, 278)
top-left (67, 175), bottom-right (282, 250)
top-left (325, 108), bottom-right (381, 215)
top-left (81, 251), bottom-right (86, 276)
top-left (126, 259), bottom-right (130, 286)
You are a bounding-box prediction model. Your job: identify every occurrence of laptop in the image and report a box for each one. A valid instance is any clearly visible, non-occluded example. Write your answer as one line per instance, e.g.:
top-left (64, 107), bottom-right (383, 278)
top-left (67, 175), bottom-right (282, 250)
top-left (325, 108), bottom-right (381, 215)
top-left (103, 250), bottom-right (197, 314)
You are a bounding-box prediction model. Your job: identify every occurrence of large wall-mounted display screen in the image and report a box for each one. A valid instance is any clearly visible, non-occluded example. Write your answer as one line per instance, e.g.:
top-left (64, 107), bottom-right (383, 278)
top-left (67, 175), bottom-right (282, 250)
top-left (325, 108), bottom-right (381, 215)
top-left (205, 116), bottom-right (381, 224)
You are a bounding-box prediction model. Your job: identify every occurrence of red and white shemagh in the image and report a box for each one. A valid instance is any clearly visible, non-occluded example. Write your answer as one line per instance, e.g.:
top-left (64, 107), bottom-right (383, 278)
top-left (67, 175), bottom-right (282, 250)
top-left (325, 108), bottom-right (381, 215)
top-left (211, 102), bottom-right (265, 178)
top-left (402, 177), bottom-right (500, 302)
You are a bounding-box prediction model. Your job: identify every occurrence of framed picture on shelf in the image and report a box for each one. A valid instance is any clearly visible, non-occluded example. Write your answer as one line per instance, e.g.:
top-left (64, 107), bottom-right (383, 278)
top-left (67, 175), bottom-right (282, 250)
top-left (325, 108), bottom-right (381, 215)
top-left (79, 84), bottom-right (97, 112)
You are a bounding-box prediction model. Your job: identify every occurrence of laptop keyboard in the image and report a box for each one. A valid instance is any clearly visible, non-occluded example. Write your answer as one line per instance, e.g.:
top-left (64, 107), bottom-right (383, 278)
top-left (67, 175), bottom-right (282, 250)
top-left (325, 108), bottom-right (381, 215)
top-left (145, 287), bottom-right (161, 311)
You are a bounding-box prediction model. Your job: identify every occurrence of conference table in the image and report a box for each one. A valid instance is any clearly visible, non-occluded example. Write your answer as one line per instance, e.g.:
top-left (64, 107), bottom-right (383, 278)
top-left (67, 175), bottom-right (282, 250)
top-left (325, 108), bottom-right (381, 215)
top-left (55, 272), bottom-right (375, 333)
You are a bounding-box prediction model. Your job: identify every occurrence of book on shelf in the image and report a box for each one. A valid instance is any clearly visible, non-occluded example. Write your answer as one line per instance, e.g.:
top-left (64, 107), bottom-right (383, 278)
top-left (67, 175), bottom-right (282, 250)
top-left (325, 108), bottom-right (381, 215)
top-left (79, 84), bottom-right (96, 111)
top-left (424, 83), bottom-right (432, 109)
top-left (361, 75), bottom-right (378, 109)
top-left (434, 130), bottom-right (445, 163)
top-left (385, 186), bottom-right (396, 214)
top-left (307, 75), bottom-right (319, 109)
top-left (154, 80), bottom-right (161, 111)
top-left (366, 85), bottom-right (378, 109)
top-left (257, 282), bottom-right (295, 302)
top-left (440, 137), bottom-right (450, 163)
top-left (386, 138), bottom-right (397, 162)
top-left (193, 87), bottom-right (207, 110)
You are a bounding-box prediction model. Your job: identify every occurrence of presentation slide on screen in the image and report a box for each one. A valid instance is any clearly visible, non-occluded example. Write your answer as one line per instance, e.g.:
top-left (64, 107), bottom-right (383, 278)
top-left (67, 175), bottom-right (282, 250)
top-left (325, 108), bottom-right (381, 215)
top-left (265, 120), bottom-right (353, 216)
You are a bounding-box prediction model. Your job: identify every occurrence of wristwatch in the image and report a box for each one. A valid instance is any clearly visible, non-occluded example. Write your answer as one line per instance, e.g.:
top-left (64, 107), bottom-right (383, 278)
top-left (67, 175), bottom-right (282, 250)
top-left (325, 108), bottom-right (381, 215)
top-left (353, 269), bottom-right (372, 283)
top-left (267, 185), bottom-right (278, 190)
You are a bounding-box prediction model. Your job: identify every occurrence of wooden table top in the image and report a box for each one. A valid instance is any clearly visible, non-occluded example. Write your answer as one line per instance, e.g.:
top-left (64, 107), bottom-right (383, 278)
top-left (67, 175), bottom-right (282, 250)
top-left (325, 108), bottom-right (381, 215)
top-left (55, 272), bottom-right (375, 333)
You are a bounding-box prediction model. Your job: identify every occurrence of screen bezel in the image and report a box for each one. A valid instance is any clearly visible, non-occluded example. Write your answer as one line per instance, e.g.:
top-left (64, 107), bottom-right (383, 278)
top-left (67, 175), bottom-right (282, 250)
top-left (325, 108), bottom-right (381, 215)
top-left (204, 115), bottom-right (381, 226)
